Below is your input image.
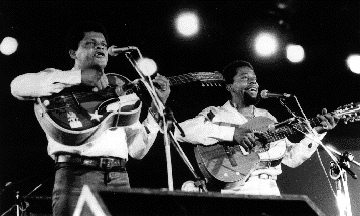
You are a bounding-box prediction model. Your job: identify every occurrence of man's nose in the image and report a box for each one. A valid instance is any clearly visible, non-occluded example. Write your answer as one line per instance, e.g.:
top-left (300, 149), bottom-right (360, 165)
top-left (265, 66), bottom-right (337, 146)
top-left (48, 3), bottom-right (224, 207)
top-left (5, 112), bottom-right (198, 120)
top-left (95, 43), bottom-right (106, 50)
top-left (248, 78), bottom-right (257, 84)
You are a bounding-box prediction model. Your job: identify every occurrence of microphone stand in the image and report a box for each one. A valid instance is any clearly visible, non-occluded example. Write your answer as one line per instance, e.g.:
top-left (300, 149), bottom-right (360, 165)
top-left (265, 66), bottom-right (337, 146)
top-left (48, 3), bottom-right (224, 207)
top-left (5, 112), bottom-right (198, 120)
top-left (123, 49), bottom-right (175, 191)
top-left (122, 49), bottom-right (208, 192)
top-left (277, 95), bottom-right (357, 216)
top-left (165, 107), bottom-right (208, 192)
top-left (1, 176), bottom-right (51, 216)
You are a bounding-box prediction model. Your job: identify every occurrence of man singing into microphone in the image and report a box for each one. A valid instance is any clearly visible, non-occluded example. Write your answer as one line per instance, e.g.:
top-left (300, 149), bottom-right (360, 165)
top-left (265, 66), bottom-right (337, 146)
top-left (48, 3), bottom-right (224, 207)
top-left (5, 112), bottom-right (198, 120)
top-left (10, 21), bottom-right (170, 215)
top-left (174, 60), bottom-right (339, 195)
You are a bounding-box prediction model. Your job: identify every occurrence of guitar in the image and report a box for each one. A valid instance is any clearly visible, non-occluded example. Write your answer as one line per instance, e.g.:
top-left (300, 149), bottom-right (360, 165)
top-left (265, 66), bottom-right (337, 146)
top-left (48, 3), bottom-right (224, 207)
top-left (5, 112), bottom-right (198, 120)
top-left (34, 71), bottom-right (224, 146)
top-left (194, 103), bottom-right (360, 183)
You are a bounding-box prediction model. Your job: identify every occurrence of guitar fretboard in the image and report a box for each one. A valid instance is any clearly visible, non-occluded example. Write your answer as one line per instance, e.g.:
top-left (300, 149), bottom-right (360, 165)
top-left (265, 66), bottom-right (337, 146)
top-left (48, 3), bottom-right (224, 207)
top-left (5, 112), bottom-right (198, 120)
top-left (168, 72), bottom-right (224, 86)
top-left (262, 116), bottom-right (324, 143)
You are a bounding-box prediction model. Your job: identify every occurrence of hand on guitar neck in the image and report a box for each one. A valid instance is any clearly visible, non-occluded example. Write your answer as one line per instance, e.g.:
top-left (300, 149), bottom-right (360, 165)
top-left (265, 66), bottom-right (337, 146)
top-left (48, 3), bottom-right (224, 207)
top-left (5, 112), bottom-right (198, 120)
top-left (313, 108), bottom-right (340, 134)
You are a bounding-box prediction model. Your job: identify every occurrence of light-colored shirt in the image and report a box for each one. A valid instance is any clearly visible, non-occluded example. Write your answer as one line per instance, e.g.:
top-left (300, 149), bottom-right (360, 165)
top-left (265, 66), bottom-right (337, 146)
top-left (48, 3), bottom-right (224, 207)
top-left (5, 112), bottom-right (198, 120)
top-left (11, 68), bottom-right (160, 160)
top-left (174, 100), bottom-right (326, 177)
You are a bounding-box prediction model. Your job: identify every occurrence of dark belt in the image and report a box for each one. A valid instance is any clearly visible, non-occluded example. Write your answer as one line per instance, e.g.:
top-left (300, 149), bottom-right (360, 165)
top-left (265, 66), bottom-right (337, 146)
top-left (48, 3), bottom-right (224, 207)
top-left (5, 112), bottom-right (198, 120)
top-left (55, 154), bottom-right (126, 170)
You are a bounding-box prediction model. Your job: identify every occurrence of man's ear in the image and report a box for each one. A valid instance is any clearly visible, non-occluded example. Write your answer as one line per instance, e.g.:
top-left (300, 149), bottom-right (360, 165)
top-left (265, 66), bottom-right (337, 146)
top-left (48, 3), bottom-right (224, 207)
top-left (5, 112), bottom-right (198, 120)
top-left (226, 84), bottom-right (232, 92)
top-left (69, 49), bottom-right (77, 59)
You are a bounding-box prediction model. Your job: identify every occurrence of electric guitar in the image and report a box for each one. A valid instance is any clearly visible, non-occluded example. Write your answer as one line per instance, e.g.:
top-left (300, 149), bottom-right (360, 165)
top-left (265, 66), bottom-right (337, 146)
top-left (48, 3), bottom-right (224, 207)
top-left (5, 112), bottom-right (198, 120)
top-left (34, 72), bottom-right (224, 146)
top-left (194, 102), bottom-right (360, 183)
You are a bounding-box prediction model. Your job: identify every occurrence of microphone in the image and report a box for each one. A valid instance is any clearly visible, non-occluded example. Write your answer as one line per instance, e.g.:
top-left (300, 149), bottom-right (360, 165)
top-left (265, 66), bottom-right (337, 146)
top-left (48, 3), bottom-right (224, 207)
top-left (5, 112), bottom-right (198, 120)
top-left (260, 89), bottom-right (292, 99)
top-left (108, 45), bottom-right (138, 56)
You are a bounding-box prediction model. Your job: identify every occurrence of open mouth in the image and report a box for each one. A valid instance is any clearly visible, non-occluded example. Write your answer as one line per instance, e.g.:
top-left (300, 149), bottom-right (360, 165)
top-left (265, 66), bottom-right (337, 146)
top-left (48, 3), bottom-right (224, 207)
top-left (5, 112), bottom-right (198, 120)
top-left (246, 86), bottom-right (258, 93)
top-left (95, 52), bottom-right (105, 58)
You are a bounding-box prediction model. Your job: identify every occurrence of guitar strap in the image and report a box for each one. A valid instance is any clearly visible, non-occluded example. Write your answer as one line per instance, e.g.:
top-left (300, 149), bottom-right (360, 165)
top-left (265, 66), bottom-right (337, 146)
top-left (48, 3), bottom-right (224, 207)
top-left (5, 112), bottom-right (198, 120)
top-left (212, 122), bottom-right (242, 128)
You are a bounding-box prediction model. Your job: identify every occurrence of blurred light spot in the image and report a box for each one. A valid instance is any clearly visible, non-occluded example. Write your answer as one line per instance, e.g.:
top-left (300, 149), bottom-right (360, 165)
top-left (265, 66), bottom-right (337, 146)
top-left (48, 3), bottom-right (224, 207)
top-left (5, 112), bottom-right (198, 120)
top-left (175, 11), bottom-right (200, 37)
top-left (346, 54), bottom-right (360, 74)
top-left (0, 37), bottom-right (18, 55)
top-left (277, 3), bottom-right (287, 9)
top-left (286, 44), bottom-right (305, 63)
top-left (254, 32), bottom-right (279, 57)
top-left (137, 58), bottom-right (157, 76)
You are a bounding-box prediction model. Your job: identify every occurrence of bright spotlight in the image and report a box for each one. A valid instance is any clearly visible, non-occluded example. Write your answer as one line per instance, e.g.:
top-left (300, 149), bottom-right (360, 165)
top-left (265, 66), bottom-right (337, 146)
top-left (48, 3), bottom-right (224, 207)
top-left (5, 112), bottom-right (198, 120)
top-left (0, 37), bottom-right (18, 55)
top-left (137, 58), bottom-right (157, 76)
top-left (175, 11), bottom-right (200, 37)
top-left (346, 54), bottom-right (360, 74)
top-left (254, 32), bottom-right (279, 57)
top-left (286, 44), bottom-right (305, 63)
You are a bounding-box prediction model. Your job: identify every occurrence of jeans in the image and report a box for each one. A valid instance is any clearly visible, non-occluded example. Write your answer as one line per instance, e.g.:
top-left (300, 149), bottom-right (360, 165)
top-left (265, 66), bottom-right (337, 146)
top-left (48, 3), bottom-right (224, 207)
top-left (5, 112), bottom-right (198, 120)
top-left (52, 164), bottom-right (130, 216)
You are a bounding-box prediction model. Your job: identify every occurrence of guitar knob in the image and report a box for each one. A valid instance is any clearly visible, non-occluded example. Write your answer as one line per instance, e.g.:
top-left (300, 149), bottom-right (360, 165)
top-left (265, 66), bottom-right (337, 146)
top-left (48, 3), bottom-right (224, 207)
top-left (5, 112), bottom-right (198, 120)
top-left (43, 100), bottom-right (50, 106)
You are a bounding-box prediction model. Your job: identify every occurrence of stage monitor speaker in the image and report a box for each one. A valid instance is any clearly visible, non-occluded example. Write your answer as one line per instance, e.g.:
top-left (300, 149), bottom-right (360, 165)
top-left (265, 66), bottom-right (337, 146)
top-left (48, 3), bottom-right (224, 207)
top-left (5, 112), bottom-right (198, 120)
top-left (73, 185), bottom-right (325, 216)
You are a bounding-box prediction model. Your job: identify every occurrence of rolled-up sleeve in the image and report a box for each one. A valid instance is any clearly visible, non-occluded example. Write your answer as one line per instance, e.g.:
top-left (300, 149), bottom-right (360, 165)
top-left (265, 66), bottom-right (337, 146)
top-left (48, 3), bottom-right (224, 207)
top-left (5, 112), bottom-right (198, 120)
top-left (10, 68), bottom-right (81, 100)
top-left (282, 131), bottom-right (327, 168)
top-left (175, 107), bottom-right (235, 145)
top-left (126, 111), bottom-right (160, 160)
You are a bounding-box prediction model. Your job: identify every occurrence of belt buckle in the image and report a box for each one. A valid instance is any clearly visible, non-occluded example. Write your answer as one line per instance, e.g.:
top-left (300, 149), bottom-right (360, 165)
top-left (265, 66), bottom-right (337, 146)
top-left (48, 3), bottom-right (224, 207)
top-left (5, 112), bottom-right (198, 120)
top-left (259, 173), bottom-right (270, 179)
top-left (100, 158), bottom-right (115, 169)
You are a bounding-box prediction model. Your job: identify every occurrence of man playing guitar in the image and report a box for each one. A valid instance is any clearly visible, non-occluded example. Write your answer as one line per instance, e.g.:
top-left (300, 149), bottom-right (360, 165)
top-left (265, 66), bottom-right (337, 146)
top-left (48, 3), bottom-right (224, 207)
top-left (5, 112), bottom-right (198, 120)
top-left (10, 21), bottom-right (170, 215)
top-left (174, 60), bottom-right (339, 195)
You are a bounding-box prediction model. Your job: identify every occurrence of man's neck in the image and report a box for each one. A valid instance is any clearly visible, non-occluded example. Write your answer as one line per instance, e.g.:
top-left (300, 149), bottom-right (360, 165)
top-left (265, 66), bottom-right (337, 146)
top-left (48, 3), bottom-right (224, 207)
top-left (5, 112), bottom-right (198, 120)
top-left (230, 99), bottom-right (255, 118)
top-left (74, 63), bottom-right (104, 72)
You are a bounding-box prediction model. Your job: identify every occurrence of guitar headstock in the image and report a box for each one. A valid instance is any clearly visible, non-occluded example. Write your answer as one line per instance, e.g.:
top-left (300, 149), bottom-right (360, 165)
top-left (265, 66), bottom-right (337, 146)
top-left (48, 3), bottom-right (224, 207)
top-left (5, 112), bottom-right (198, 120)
top-left (188, 71), bottom-right (225, 87)
top-left (334, 102), bottom-right (360, 124)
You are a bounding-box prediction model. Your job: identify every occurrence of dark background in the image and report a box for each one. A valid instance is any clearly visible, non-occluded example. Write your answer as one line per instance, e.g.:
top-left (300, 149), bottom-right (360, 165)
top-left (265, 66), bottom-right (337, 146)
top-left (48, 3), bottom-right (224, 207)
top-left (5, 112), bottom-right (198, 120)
top-left (0, 1), bottom-right (359, 215)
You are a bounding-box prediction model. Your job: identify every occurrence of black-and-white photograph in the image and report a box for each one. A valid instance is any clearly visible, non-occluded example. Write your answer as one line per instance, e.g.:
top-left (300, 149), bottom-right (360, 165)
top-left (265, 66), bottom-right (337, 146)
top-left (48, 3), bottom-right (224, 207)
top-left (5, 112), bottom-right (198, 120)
top-left (0, 1), bottom-right (359, 215)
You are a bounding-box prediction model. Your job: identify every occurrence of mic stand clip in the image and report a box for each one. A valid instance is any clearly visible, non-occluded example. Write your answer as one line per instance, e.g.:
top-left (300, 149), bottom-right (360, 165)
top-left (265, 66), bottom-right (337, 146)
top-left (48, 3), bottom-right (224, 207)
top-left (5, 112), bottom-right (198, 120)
top-left (328, 148), bottom-right (359, 216)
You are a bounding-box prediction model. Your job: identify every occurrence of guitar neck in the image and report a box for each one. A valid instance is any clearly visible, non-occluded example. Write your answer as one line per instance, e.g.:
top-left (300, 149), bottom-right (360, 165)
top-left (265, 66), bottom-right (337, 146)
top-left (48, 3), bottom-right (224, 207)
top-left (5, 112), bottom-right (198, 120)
top-left (263, 115), bottom-right (328, 143)
top-left (167, 72), bottom-right (224, 86)
top-left (167, 73), bottom-right (197, 86)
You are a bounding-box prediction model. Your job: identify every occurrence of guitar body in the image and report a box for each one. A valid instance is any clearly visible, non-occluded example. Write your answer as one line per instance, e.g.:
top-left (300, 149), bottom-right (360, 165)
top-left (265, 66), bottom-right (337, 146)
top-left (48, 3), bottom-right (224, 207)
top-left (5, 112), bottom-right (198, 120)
top-left (34, 73), bottom-right (142, 146)
top-left (195, 117), bottom-right (278, 183)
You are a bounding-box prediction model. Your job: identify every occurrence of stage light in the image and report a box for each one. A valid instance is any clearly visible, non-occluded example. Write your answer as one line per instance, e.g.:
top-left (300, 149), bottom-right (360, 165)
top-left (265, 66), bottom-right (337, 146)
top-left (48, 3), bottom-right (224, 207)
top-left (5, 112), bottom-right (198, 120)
top-left (346, 54), bottom-right (360, 74)
top-left (286, 44), bottom-right (305, 63)
top-left (0, 36), bottom-right (18, 55)
top-left (175, 11), bottom-right (200, 37)
top-left (253, 32), bottom-right (279, 58)
top-left (137, 58), bottom-right (157, 76)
